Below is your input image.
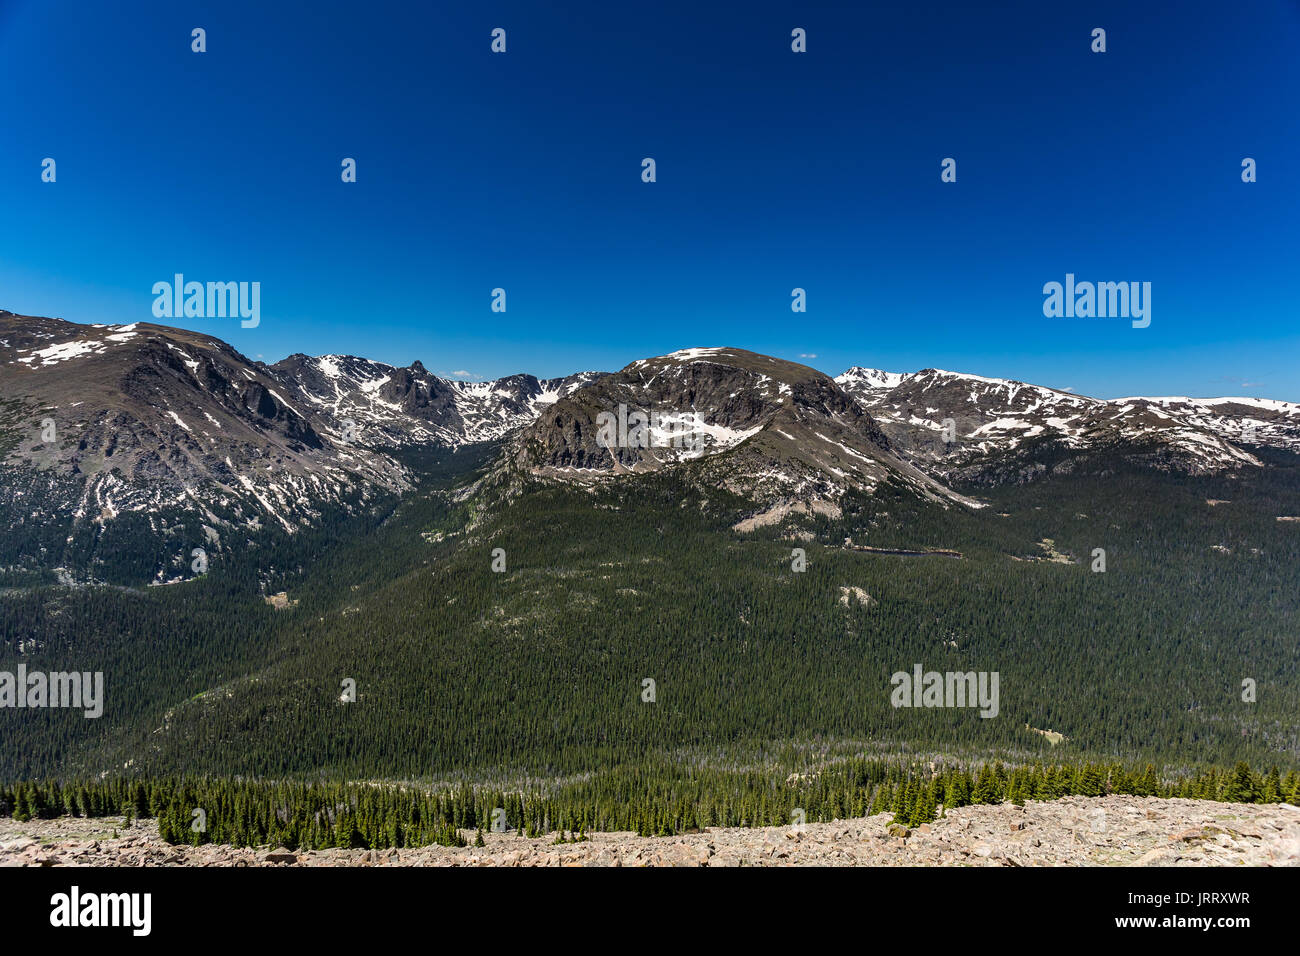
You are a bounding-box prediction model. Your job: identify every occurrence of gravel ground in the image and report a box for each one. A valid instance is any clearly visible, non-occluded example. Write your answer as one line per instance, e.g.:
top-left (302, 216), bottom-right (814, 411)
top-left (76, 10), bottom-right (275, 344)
top-left (2, 796), bottom-right (1297, 867)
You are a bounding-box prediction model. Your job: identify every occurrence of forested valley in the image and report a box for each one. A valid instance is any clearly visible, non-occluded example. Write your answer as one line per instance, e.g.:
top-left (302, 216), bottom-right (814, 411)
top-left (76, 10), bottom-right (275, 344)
top-left (2, 440), bottom-right (1298, 838)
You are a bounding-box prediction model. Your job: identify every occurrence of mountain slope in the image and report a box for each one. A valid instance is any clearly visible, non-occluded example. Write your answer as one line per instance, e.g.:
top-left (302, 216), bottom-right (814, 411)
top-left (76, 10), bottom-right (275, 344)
top-left (508, 347), bottom-right (975, 507)
top-left (0, 311), bottom-right (602, 580)
top-left (0, 312), bottom-right (406, 540)
top-left (835, 366), bottom-right (1300, 482)
top-left (3, 322), bottom-right (1300, 783)
top-left (6, 308), bottom-right (1300, 582)
top-left (269, 352), bottom-right (602, 447)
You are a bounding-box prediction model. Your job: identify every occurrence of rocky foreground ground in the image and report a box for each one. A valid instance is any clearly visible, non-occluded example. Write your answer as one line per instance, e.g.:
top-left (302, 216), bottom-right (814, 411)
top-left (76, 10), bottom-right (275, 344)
top-left (2, 796), bottom-right (1297, 867)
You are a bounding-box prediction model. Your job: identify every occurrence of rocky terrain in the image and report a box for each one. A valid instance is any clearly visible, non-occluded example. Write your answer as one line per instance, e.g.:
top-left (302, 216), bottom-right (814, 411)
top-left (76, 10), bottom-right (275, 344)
top-left (0, 310), bottom-right (602, 580)
top-left (0, 313), bottom-right (409, 542)
top-left (5, 309), bottom-right (1300, 581)
top-left (835, 365), bottom-right (1300, 482)
top-left (270, 351), bottom-right (601, 448)
top-left (3, 797), bottom-right (1296, 867)
top-left (0, 312), bottom-right (604, 526)
top-left (508, 347), bottom-right (971, 507)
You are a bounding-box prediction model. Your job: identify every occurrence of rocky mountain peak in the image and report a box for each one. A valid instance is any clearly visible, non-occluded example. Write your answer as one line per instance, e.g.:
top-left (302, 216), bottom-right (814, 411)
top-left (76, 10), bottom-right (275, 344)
top-left (509, 346), bottom-right (970, 507)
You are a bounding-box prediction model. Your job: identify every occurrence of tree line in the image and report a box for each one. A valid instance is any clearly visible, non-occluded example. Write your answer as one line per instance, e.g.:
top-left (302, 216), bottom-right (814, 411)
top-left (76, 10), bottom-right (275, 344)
top-left (2, 758), bottom-right (1295, 849)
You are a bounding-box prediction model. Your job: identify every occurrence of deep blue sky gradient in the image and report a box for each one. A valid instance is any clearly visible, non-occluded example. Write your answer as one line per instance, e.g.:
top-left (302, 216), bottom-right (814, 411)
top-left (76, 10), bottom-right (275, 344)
top-left (1, 0), bottom-right (1297, 398)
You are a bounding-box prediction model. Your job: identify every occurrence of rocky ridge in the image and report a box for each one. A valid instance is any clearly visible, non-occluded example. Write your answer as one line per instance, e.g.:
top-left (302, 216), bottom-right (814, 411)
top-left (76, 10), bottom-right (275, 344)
top-left (509, 347), bottom-right (976, 507)
top-left (0, 311), bottom-right (602, 575)
top-left (5, 308), bottom-right (1300, 575)
top-left (835, 366), bottom-right (1300, 482)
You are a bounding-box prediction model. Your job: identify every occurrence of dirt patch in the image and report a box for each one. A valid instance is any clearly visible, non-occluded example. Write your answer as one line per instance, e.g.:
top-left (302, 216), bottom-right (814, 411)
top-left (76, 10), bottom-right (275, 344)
top-left (838, 586), bottom-right (874, 608)
top-left (732, 499), bottom-right (841, 532)
top-left (263, 591), bottom-right (298, 610)
top-left (1026, 724), bottom-right (1068, 746)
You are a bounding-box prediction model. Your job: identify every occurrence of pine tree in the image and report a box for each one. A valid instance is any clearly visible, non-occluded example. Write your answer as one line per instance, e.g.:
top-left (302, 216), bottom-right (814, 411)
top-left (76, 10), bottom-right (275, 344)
top-left (908, 785), bottom-right (937, 827)
top-left (1262, 767), bottom-right (1283, 804)
top-left (1221, 762), bottom-right (1259, 803)
top-left (973, 765), bottom-right (998, 804)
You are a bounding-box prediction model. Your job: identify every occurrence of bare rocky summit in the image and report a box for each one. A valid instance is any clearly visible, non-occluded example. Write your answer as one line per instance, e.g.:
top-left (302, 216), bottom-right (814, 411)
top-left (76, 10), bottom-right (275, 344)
top-left (508, 347), bottom-right (972, 508)
top-left (3, 797), bottom-right (1296, 867)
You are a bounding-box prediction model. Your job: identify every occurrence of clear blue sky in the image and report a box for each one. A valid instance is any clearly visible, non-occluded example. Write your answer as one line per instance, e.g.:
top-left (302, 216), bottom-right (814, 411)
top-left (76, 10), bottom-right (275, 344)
top-left (1, 0), bottom-right (1297, 399)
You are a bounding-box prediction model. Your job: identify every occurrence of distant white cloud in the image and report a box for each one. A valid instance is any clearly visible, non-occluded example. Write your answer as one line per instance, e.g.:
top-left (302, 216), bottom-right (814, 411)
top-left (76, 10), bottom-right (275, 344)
top-left (449, 370), bottom-right (478, 380)
top-left (799, 353), bottom-right (817, 359)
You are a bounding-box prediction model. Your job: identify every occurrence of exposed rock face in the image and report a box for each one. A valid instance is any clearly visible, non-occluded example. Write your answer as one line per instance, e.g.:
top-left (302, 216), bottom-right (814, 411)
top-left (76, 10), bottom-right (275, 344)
top-left (271, 353), bottom-right (465, 446)
top-left (510, 348), bottom-right (973, 506)
top-left (3, 797), bottom-right (1295, 867)
top-left (0, 311), bottom-right (602, 559)
top-left (0, 313), bottom-right (406, 539)
top-left (6, 308), bottom-right (1300, 574)
top-left (268, 353), bottom-right (602, 448)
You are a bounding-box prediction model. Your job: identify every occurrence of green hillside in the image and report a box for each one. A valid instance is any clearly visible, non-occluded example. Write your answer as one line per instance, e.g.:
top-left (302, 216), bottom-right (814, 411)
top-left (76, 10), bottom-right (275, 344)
top-left (3, 443), bottom-right (1297, 788)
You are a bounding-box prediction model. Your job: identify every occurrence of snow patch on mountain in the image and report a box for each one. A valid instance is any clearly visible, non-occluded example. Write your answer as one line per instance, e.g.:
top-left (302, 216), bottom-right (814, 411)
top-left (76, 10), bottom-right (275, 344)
top-left (835, 366), bottom-right (1300, 475)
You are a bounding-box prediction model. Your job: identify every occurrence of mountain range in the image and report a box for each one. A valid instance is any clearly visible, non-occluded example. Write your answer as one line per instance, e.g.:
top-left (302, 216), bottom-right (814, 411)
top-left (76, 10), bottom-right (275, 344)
top-left (3, 308), bottom-right (1300, 784)
top-left (3, 309), bottom-right (1300, 579)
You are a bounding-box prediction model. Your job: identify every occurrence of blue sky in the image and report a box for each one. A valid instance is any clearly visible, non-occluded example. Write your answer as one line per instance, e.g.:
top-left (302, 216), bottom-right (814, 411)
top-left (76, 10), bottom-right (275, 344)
top-left (1, 0), bottom-right (1297, 399)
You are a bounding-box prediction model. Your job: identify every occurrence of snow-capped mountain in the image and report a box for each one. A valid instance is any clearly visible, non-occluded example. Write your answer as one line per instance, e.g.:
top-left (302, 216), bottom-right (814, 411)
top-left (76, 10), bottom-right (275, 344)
top-left (269, 352), bottom-right (601, 448)
top-left (0, 311), bottom-right (601, 564)
top-left (508, 348), bottom-right (975, 507)
top-left (0, 313), bottom-right (409, 540)
top-left (5, 306), bottom-right (1299, 581)
top-left (834, 366), bottom-right (1300, 480)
